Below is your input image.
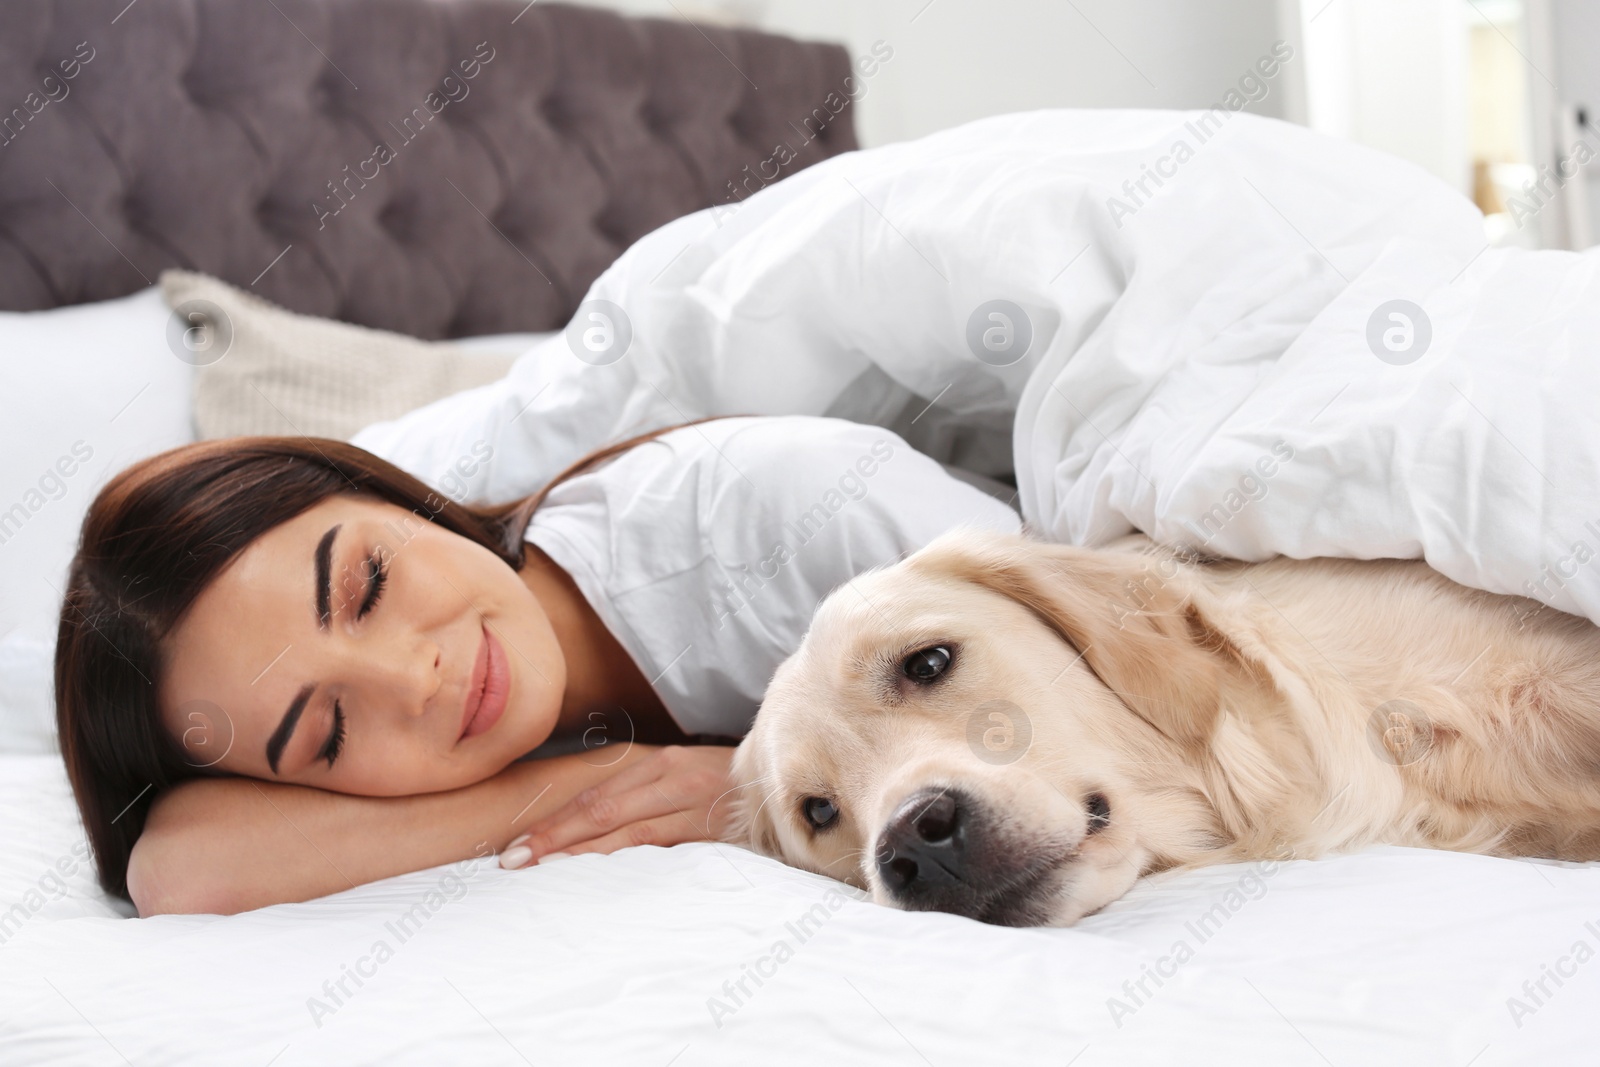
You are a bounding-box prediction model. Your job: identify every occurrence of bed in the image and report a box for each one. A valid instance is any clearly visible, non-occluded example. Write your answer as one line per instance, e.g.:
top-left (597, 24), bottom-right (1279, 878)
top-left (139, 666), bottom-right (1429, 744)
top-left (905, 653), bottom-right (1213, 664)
top-left (4, 1), bottom-right (1600, 1064)
top-left (7, 748), bottom-right (1600, 1064)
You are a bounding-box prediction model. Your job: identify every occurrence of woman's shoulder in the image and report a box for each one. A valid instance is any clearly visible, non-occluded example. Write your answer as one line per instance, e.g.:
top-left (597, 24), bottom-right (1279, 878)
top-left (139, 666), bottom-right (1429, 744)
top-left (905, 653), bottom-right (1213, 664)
top-left (579, 413), bottom-right (1019, 542)
top-left (524, 416), bottom-right (895, 575)
top-left (531, 412), bottom-right (1020, 560)
top-left (698, 414), bottom-right (910, 485)
top-left (657, 414), bottom-right (905, 463)
top-left (543, 414), bottom-right (883, 480)
top-left (696, 416), bottom-right (1021, 560)
top-left (560, 415), bottom-right (921, 512)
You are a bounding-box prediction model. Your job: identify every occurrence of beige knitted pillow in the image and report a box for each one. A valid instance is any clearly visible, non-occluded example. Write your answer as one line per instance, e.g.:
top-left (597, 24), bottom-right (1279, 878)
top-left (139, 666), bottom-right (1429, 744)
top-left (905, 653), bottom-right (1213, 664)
top-left (161, 271), bottom-right (520, 440)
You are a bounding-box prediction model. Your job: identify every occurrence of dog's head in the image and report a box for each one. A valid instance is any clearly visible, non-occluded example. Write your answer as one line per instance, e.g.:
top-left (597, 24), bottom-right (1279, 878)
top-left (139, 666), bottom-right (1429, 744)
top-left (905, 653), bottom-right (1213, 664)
top-left (730, 528), bottom-right (1264, 926)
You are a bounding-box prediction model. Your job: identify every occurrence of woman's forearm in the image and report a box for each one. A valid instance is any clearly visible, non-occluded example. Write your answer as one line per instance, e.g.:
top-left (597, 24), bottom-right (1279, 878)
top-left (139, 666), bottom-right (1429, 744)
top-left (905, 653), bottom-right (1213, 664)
top-left (128, 744), bottom-right (659, 916)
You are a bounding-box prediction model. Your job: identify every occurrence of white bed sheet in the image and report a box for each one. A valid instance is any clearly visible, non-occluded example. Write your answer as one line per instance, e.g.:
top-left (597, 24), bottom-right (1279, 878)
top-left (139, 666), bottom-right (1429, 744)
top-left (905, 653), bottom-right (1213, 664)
top-left (2, 754), bottom-right (1594, 1065)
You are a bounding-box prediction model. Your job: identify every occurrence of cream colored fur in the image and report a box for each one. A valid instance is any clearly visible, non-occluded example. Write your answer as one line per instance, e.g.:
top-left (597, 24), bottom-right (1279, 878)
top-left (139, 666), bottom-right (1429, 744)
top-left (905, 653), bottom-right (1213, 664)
top-left (729, 528), bottom-right (1600, 926)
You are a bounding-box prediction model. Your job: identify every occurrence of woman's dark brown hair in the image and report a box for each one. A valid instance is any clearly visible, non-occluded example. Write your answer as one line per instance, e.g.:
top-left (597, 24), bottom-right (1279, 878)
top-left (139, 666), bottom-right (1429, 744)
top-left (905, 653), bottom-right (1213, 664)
top-left (56, 418), bottom-right (727, 900)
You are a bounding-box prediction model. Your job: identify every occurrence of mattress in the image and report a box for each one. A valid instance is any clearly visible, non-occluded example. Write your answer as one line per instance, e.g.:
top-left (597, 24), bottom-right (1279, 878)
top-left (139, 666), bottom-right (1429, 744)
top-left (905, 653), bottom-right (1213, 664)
top-left (2, 753), bottom-right (1593, 1065)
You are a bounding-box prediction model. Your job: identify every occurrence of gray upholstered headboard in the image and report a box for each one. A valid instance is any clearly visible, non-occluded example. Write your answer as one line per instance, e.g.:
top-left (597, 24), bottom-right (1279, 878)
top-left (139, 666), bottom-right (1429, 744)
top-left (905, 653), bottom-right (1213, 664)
top-left (0, 0), bottom-right (858, 337)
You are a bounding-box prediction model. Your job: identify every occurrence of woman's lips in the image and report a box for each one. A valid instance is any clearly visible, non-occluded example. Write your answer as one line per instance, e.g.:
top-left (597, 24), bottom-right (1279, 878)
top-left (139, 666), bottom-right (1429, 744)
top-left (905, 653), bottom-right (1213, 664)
top-left (459, 623), bottom-right (510, 743)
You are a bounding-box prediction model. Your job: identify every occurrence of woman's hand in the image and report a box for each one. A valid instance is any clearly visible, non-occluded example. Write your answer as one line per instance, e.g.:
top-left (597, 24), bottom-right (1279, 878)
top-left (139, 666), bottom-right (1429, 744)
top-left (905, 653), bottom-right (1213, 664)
top-left (498, 744), bottom-right (738, 869)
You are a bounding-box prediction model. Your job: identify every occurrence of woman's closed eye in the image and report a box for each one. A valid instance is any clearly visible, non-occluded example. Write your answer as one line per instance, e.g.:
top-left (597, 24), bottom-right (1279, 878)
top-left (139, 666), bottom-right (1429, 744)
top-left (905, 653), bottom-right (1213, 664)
top-left (356, 552), bottom-right (388, 619)
top-left (319, 700), bottom-right (347, 767)
top-left (313, 549), bottom-right (383, 772)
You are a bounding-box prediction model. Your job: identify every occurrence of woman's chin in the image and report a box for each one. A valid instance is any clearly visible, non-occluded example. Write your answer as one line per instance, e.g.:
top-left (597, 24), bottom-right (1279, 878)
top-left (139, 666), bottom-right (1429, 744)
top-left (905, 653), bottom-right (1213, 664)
top-left (487, 695), bottom-right (560, 765)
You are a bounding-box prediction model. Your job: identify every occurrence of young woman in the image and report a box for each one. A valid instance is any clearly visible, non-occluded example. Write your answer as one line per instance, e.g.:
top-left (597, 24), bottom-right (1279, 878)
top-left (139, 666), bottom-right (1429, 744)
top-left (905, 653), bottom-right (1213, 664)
top-left (55, 414), bottom-right (1021, 916)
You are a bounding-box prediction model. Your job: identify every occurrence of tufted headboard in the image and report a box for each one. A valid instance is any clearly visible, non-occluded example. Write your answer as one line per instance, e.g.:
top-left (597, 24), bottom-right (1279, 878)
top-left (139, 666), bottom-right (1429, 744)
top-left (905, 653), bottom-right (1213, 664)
top-left (0, 0), bottom-right (857, 337)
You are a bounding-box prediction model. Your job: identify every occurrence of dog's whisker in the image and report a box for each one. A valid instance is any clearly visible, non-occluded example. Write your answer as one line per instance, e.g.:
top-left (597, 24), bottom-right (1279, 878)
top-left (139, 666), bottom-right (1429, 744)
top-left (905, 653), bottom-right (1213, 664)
top-left (748, 787), bottom-right (782, 831)
top-left (710, 770), bottom-right (778, 818)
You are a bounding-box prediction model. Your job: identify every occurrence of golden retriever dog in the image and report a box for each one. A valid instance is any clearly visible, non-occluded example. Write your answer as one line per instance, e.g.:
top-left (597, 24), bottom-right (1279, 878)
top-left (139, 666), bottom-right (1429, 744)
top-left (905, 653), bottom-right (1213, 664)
top-left (728, 529), bottom-right (1600, 926)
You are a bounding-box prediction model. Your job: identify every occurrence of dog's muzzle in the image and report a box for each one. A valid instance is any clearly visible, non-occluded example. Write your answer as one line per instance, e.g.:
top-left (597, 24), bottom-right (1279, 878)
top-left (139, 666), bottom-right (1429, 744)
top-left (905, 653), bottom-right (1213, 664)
top-left (874, 784), bottom-right (1096, 925)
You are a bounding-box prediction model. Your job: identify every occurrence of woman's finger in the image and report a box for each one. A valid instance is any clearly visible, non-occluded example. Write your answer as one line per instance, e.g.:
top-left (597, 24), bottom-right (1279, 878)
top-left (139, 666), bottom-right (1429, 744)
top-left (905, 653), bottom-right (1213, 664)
top-left (519, 746), bottom-right (679, 838)
top-left (498, 785), bottom-right (669, 867)
top-left (504, 780), bottom-right (723, 868)
top-left (498, 747), bottom-right (734, 869)
top-left (537, 812), bottom-right (717, 861)
top-left (510, 748), bottom-right (715, 856)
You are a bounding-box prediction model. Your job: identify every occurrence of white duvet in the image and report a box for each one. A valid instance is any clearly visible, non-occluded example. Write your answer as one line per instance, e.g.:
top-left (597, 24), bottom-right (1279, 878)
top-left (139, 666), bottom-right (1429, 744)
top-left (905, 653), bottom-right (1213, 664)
top-left (359, 108), bottom-right (1600, 627)
top-left (14, 109), bottom-right (1600, 1063)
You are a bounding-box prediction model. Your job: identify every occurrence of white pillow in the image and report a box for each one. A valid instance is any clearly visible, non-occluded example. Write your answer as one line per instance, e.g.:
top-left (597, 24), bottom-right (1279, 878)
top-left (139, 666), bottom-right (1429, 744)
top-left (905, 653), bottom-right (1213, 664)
top-left (0, 287), bottom-right (196, 752)
top-left (0, 755), bottom-right (131, 921)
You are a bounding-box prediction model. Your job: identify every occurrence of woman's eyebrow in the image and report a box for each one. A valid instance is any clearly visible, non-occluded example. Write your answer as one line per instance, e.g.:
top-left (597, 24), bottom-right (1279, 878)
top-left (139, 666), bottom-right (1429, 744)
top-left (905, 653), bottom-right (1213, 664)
top-left (315, 523), bottom-right (341, 629)
top-left (271, 522), bottom-right (341, 774)
top-left (267, 683), bottom-right (316, 774)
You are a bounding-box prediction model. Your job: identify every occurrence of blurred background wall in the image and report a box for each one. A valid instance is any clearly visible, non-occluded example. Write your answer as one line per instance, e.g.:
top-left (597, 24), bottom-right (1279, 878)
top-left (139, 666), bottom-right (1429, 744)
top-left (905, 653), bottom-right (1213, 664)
top-left (570, 0), bottom-right (1299, 147)
top-left (565, 0), bottom-right (1598, 251)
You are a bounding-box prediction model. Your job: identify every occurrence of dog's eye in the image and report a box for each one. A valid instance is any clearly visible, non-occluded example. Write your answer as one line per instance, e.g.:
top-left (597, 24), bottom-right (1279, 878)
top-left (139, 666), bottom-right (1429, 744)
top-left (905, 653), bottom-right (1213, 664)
top-left (802, 796), bottom-right (839, 830)
top-left (902, 645), bottom-right (952, 682)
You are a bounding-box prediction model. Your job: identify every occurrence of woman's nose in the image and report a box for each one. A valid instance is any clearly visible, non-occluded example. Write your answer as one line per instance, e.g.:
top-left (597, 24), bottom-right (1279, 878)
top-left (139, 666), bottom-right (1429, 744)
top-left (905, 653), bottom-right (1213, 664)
top-left (356, 638), bottom-right (443, 716)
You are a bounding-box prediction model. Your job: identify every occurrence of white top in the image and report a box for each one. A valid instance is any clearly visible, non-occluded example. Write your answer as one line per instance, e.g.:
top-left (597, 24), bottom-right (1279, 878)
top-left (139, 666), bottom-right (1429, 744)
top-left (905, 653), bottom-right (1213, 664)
top-left (522, 416), bottom-right (1022, 737)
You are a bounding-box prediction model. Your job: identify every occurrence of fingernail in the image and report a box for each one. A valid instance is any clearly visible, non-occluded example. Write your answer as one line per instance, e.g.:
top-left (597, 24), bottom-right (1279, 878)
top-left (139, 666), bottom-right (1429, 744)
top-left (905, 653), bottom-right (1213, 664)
top-left (507, 834), bottom-right (530, 850)
top-left (536, 852), bottom-right (572, 865)
top-left (498, 845), bottom-right (533, 870)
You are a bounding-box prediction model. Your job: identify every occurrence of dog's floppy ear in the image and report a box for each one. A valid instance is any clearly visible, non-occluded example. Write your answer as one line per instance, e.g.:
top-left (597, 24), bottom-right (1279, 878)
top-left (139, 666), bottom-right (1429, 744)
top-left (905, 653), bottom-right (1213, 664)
top-left (916, 530), bottom-right (1255, 748)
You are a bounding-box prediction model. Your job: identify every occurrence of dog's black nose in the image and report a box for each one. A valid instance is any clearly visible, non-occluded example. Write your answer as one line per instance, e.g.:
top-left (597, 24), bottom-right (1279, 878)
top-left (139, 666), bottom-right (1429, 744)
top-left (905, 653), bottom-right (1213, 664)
top-left (876, 788), bottom-right (968, 898)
